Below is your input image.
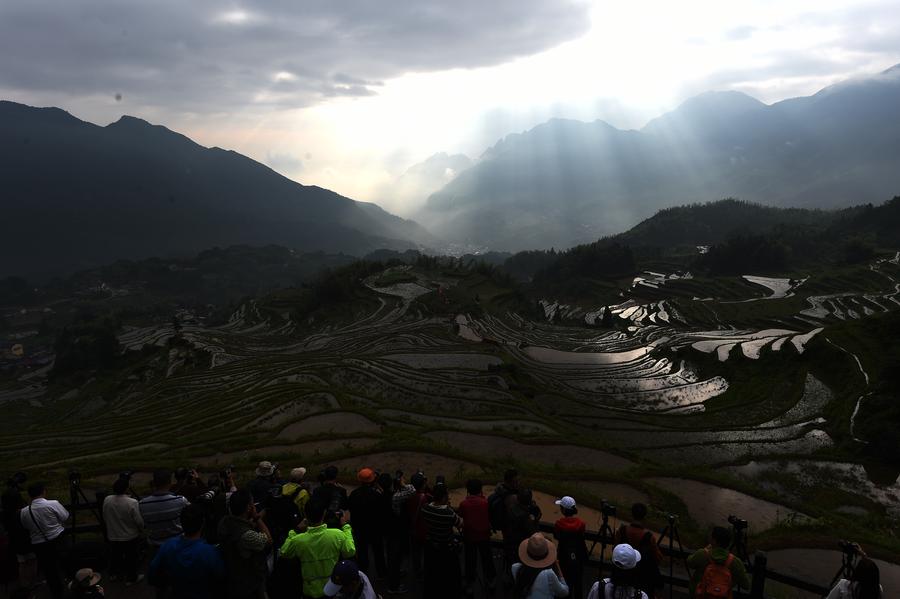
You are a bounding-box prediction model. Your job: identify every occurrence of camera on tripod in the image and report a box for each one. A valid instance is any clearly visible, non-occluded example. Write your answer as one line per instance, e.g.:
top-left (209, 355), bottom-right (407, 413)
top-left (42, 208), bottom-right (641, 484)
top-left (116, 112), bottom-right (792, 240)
top-left (838, 540), bottom-right (859, 555)
top-left (601, 500), bottom-right (616, 518)
top-left (728, 515), bottom-right (748, 530)
top-left (68, 469), bottom-right (81, 486)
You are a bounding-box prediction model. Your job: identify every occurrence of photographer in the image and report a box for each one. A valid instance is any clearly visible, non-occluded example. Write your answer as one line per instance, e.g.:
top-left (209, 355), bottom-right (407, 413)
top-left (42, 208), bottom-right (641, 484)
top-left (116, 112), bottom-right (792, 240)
top-left (347, 467), bottom-right (387, 579)
top-left (173, 467), bottom-right (207, 503)
top-left (311, 466), bottom-right (348, 529)
top-left (19, 481), bottom-right (69, 599)
top-left (218, 489), bottom-right (272, 599)
top-left (249, 462), bottom-right (281, 510)
top-left (420, 483), bottom-right (462, 599)
top-left (511, 533), bottom-right (568, 599)
top-left (687, 526), bottom-right (750, 598)
top-left (139, 469), bottom-right (189, 548)
top-left (102, 476), bottom-right (144, 585)
top-left (614, 503), bottom-right (662, 598)
top-left (826, 546), bottom-right (883, 599)
top-left (504, 488), bottom-right (542, 580)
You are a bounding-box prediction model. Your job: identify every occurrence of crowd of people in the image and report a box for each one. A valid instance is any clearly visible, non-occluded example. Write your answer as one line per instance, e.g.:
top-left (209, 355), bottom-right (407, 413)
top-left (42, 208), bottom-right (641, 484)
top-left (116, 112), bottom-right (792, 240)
top-left (0, 465), bottom-right (885, 599)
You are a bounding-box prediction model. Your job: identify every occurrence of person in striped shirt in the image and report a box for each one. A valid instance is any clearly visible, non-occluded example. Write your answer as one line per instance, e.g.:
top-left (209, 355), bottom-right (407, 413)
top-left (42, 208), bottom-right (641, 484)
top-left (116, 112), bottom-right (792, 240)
top-left (139, 470), bottom-right (189, 548)
top-left (420, 483), bottom-right (462, 599)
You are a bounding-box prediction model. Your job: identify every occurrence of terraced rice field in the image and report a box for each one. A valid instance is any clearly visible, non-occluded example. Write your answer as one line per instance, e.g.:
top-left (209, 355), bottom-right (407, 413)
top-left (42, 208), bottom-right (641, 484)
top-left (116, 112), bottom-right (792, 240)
top-left (2, 255), bottom-right (899, 569)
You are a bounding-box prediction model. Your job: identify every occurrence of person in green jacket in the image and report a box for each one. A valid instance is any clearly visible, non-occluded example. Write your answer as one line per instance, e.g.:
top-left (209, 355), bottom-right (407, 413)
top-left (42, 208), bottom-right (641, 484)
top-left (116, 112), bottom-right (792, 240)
top-left (280, 499), bottom-right (356, 598)
top-left (687, 527), bottom-right (751, 597)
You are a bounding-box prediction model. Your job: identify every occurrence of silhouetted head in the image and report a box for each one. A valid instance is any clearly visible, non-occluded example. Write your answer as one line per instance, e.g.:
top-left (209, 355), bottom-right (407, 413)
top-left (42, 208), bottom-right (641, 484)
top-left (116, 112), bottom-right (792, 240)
top-left (306, 499), bottom-right (328, 524)
top-left (504, 468), bottom-right (519, 489)
top-left (851, 558), bottom-right (881, 599)
top-left (112, 478), bottom-right (129, 495)
top-left (322, 466), bottom-right (339, 482)
top-left (466, 479), bottom-right (483, 496)
top-left (711, 526), bottom-right (732, 549)
top-left (631, 503), bottom-right (648, 521)
top-left (228, 489), bottom-right (252, 518)
top-left (180, 503), bottom-right (205, 537)
top-left (152, 469), bottom-right (172, 490)
top-left (432, 483), bottom-right (449, 504)
top-left (27, 482), bottom-right (45, 499)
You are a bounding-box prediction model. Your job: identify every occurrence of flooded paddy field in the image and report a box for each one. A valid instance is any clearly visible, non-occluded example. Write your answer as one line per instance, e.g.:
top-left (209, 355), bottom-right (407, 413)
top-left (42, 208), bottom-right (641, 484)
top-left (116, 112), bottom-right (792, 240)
top-left (2, 256), bottom-right (899, 580)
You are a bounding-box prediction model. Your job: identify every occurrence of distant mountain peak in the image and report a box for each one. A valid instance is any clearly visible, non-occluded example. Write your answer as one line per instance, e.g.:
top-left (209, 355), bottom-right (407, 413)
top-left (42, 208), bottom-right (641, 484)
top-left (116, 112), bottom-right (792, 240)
top-left (107, 114), bottom-right (157, 129)
top-left (881, 63), bottom-right (900, 76)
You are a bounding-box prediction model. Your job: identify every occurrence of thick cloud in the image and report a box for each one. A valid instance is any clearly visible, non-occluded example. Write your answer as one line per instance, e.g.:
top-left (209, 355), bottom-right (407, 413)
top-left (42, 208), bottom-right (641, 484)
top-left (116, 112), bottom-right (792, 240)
top-left (0, 0), bottom-right (590, 113)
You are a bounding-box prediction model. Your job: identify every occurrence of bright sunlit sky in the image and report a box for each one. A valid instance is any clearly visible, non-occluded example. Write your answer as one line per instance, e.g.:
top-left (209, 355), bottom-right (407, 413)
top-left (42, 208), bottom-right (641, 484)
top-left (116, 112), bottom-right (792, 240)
top-left (2, 0), bottom-right (899, 215)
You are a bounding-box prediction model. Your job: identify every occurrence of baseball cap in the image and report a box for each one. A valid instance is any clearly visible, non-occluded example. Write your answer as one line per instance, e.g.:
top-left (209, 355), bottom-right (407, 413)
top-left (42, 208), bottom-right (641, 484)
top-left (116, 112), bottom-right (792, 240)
top-left (357, 467), bottom-right (376, 484)
top-left (554, 496), bottom-right (576, 510)
top-left (323, 560), bottom-right (360, 597)
top-left (612, 543), bottom-right (641, 570)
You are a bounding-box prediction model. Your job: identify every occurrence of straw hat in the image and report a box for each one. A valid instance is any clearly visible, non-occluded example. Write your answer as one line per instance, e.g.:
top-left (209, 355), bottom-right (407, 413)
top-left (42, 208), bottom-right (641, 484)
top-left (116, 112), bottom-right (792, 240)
top-left (255, 461), bottom-right (276, 477)
top-left (69, 568), bottom-right (101, 590)
top-left (518, 533), bottom-right (557, 568)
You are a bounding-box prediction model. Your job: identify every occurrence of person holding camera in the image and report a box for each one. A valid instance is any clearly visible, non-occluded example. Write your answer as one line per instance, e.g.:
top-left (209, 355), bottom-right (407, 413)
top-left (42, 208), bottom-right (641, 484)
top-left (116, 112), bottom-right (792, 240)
top-left (420, 482), bottom-right (463, 599)
top-left (102, 477), bottom-right (144, 585)
top-left (511, 533), bottom-right (568, 599)
top-left (140, 470), bottom-right (189, 549)
top-left (504, 488), bottom-right (542, 582)
top-left (826, 547), bottom-right (883, 599)
top-left (218, 489), bottom-right (273, 599)
top-left (311, 466), bottom-right (348, 529)
top-left (279, 499), bottom-right (356, 598)
top-left (686, 527), bottom-right (750, 598)
top-left (173, 468), bottom-right (208, 504)
top-left (19, 482), bottom-right (69, 599)
top-left (347, 467), bottom-right (387, 579)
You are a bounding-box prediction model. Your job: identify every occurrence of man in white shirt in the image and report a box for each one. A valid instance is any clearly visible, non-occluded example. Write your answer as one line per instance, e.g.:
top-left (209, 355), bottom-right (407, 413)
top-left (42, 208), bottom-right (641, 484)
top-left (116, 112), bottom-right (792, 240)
top-left (103, 476), bottom-right (145, 584)
top-left (20, 482), bottom-right (69, 599)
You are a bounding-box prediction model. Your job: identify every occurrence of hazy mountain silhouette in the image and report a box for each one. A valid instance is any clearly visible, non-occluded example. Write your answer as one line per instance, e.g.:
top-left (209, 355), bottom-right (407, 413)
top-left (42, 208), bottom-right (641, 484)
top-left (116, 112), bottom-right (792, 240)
top-left (415, 64), bottom-right (900, 251)
top-left (0, 101), bottom-right (434, 279)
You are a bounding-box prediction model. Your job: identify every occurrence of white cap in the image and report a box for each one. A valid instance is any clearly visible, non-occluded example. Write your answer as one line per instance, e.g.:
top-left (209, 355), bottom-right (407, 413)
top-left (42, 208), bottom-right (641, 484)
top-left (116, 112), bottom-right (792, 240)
top-left (554, 496), bottom-right (576, 510)
top-left (612, 544), bottom-right (641, 570)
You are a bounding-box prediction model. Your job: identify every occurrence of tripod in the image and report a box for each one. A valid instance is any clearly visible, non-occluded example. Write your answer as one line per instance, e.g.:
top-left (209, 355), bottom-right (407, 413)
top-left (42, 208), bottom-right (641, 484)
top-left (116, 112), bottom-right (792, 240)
top-left (730, 523), bottom-right (749, 562)
top-left (589, 509), bottom-right (615, 586)
top-left (69, 476), bottom-right (101, 544)
top-left (658, 514), bottom-right (689, 599)
top-left (829, 543), bottom-right (859, 589)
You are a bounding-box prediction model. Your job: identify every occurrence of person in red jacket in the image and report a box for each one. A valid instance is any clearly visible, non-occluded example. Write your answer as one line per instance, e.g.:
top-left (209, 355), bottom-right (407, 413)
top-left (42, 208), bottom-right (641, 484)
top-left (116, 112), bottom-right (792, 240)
top-left (457, 479), bottom-right (496, 594)
top-left (553, 496), bottom-right (587, 599)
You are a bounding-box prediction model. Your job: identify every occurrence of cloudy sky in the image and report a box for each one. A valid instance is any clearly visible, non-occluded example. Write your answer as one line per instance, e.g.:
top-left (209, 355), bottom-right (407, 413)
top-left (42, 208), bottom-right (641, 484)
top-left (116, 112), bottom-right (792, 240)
top-left (2, 0), bottom-right (899, 215)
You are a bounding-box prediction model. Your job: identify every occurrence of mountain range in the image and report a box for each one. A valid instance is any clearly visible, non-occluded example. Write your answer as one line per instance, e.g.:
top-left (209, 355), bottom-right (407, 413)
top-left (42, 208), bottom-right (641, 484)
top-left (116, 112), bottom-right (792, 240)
top-left (0, 101), bottom-right (433, 279)
top-left (413, 64), bottom-right (900, 251)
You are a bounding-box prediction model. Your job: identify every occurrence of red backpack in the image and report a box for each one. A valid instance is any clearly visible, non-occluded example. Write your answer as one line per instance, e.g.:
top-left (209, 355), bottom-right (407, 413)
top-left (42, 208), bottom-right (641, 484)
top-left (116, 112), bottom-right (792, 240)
top-left (695, 549), bottom-right (735, 599)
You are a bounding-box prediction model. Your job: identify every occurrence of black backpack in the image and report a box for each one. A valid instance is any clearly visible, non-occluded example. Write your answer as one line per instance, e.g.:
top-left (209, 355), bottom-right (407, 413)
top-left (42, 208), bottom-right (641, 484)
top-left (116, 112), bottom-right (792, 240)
top-left (487, 489), bottom-right (510, 532)
top-left (266, 487), bottom-right (303, 547)
top-left (617, 525), bottom-right (661, 593)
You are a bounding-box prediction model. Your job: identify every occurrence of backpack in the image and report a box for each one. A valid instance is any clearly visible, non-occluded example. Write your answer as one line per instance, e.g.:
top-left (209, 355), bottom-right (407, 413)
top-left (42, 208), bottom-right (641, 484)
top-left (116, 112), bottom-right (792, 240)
top-left (266, 487), bottom-right (304, 546)
top-left (695, 549), bottom-right (735, 599)
top-left (617, 525), bottom-right (660, 592)
top-left (487, 488), bottom-right (510, 532)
